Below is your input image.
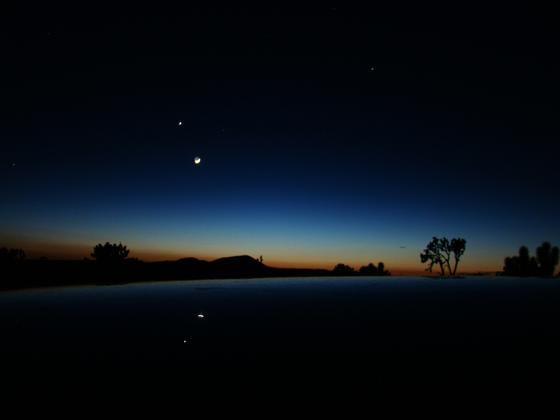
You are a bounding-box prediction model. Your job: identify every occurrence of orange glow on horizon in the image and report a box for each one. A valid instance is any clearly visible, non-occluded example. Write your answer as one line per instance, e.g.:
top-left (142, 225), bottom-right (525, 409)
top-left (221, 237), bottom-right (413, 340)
top-left (1, 240), bottom-right (501, 275)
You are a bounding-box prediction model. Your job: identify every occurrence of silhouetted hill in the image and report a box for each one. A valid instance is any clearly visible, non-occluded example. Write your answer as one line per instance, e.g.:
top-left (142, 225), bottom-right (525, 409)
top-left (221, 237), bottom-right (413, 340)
top-left (157, 257), bottom-right (209, 270)
top-left (208, 255), bottom-right (268, 277)
top-left (0, 255), bottom-right (330, 291)
top-left (176, 257), bottom-right (208, 265)
top-left (211, 255), bottom-right (263, 268)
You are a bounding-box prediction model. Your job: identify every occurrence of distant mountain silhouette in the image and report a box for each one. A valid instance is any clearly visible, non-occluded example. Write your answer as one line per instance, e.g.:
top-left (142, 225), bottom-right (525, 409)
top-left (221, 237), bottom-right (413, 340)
top-left (210, 255), bottom-right (266, 272)
top-left (0, 241), bottom-right (400, 291)
top-left (176, 257), bottom-right (208, 265)
top-left (0, 254), bottom-right (331, 291)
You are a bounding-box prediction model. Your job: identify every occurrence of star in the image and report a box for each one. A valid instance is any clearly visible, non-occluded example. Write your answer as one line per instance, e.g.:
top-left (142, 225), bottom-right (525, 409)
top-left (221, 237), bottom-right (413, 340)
top-left (370, 66), bottom-right (375, 71)
top-left (178, 121), bottom-right (183, 126)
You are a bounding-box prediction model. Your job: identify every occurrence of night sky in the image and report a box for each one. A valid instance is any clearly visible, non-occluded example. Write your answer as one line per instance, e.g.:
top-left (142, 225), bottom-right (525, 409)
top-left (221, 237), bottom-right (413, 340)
top-left (1, 6), bottom-right (559, 272)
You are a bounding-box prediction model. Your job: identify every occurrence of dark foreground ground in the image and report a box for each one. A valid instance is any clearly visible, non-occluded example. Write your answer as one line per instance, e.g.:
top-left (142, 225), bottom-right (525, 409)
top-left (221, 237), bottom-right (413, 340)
top-left (1, 276), bottom-right (559, 398)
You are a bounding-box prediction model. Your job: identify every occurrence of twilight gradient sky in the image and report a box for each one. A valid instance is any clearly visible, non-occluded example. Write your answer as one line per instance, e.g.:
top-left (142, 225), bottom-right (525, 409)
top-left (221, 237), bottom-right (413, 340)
top-left (1, 6), bottom-right (559, 273)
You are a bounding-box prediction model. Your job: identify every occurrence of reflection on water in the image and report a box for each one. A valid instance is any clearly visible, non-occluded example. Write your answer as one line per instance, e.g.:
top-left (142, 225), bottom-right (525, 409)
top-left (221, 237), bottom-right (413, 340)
top-left (2, 276), bottom-right (560, 382)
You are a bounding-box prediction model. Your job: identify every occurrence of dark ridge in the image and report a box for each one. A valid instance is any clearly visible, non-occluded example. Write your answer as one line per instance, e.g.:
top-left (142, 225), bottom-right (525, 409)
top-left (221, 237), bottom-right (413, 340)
top-left (0, 255), bottom-right (335, 292)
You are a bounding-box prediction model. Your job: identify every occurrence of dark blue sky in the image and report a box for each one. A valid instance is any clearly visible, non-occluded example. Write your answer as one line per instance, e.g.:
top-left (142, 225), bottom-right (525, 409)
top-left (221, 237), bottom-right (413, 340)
top-left (1, 5), bottom-right (559, 271)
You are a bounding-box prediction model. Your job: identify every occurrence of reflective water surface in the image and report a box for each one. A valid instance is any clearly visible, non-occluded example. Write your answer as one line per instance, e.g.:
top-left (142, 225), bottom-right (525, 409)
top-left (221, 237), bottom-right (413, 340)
top-left (2, 276), bottom-right (560, 385)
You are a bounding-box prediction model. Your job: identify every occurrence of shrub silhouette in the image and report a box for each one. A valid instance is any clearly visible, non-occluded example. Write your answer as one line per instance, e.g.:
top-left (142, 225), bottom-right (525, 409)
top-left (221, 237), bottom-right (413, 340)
top-left (333, 263), bottom-right (355, 275)
top-left (503, 242), bottom-right (558, 277)
top-left (357, 262), bottom-right (391, 276)
top-left (536, 242), bottom-right (559, 277)
top-left (517, 246), bottom-right (536, 276)
top-left (0, 247), bottom-right (26, 263)
top-left (377, 262), bottom-right (391, 276)
top-left (359, 263), bottom-right (378, 275)
top-left (503, 248), bottom-right (534, 276)
top-left (91, 242), bottom-right (130, 263)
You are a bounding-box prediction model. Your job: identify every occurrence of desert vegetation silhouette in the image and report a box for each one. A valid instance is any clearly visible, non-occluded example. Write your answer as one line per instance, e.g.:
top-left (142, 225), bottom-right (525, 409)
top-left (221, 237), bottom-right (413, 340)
top-left (332, 262), bottom-right (391, 276)
top-left (91, 242), bottom-right (130, 263)
top-left (503, 241), bottom-right (559, 277)
top-left (332, 263), bottom-right (355, 275)
top-left (0, 247), bottom-right (26, 263)
top-left (22, 234), bottom-right (560, 292)
top-left (420, 237), bottom-right (467, 276)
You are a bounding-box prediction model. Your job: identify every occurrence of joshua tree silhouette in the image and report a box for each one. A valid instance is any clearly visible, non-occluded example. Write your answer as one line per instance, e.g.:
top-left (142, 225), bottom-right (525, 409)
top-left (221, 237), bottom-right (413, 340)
top-left (420, 237), bottom-right (466, 276)
top-left (420, 237), bottom-right (446, 275)
top-left (449, 238), bottom-right (467, 275)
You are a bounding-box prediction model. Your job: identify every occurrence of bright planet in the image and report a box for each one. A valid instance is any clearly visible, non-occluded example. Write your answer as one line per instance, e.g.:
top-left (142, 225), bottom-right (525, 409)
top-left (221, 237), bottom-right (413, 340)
top-left (194, 156), bottom-right (201, 165)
